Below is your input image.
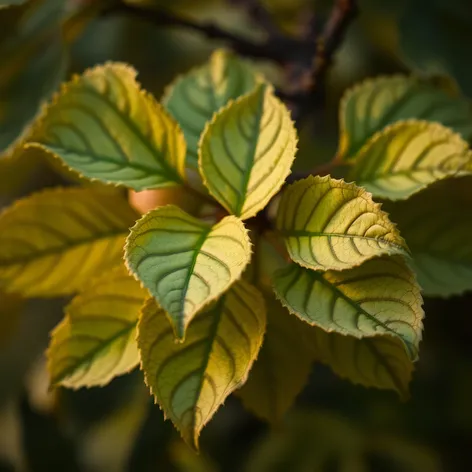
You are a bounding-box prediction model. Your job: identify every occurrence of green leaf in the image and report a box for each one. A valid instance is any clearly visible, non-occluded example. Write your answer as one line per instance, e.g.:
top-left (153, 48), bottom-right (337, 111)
top-left (338, 75), bottom-right (472, 160)
top-left (125, 205), bottom-right (251, 340)
top-left (0, 0), bottom-right (66, 155)
top-left (385, 176), bottom-right (472, 297)
top-left (237, 293), bottom-right (314, 423)
top-left (137, 280), bottom-right (266, 449)
top-left (27, 62), bottom-right (186, 190)
top-left (0, 187), bottom-right (138, 297)
top-left (276, 175), bottom-right (408, 271)
top-left (47, 265), bottom-right (148, 388)
top-left (309, 328), bottom-right (413, 399)
top-left (199, 83), bottom-right (297, 220)
top-left (273, 256), bottom-right (424, 360)
top-left (163, 48), bottom-right (261, 173)
top-left (346, 121), bottom-right (472, 200)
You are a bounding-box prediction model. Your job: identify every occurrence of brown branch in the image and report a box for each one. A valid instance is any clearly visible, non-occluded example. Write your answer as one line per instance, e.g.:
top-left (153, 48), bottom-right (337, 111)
top-left (287, 0), bottom-right (358, 122)
top-left (102, 0), bottom-right (311, 65)
top-left (228, 0), bottom-right (281, 37)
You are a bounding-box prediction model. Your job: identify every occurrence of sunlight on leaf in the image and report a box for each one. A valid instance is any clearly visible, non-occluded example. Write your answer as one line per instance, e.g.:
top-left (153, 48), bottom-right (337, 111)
top-left (199, 83), bottom-right (297, 220)
top-left (347, 120), bottom-right (472, 200)
top-left (237, 293), bottom-right (314, 423)
top-left (27, 62), bottom-right (186, 190)
top-left (47, 265), bottom-right (148, 388)
top-left (386, 176), bottom-right (472, 297)
top-left (163, 48), bottom-right (261, 173)
top-left (277, 175), bottom-right (408, 271)
top-left (273, 256), bottom-right (423, 360)
top-left (0, 187), bottom-right (138, 297)
top-left (338, 75), bottom-right (472, 160)
top-left (138, 280), bottom-right (266, 449)
top-left (125, 205), bottom-right (251, 340)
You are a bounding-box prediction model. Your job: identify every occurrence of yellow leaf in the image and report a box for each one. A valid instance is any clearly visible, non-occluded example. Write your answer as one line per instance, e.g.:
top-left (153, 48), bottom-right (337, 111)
top-left (47, 265), bottom-right (148, 388)
top-left (138, 280), bottom-right (266, 449)
top-left (0, 187), bottom-right (138, 297)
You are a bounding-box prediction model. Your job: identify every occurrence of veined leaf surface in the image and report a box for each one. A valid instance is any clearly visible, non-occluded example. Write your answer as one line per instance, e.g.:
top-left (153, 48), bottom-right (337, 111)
top-left (27, 63), bottom-right (186, 190)
top-left (47, 265), bottom-right (148, 388)
top-left (199, 83), bottom-right (297, 220)
top-left (347, 121), bottom-right (471, 200)
top-left (237, 293), bottom-right (314, 423)
top-left (125, 205), bottom-right (251, 339)
top-left (338, 75), bottom-right (472, 160)
top-left (277, 175), bottom-right (408, 271)
top-left (386, 176), bottom-right (472, 297)
top-left (138, 280), bottom-right (266, 449)
top-left (0, 187), bottom-right (137, 297)
top-left (273, 256), bottom-right (423, 360)
top-left (163, 48), bottom-right (260, 171)
top-left (309, 328), bottom-right (413, 399)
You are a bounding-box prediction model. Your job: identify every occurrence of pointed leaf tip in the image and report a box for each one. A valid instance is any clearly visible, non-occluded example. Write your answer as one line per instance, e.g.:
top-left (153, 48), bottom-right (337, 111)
top-left (277, 175), bottom-right (409, 271)
top-left (199, 83), bottom-right (297, 220)
top-left (125, 205), bottom-right (251, 339)
top-left (138, 280), bottom-right (266, 447)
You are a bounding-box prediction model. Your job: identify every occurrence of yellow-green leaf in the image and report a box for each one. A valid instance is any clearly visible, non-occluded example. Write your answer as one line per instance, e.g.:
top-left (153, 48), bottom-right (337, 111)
top-left (163, 48), bottom-right (261, 172)
top-left (347, 121), bottom-right (471, 200)
top-left (0, 187), bottom-right (138, 297)
top-left (47, 264), bottom-right (147, 388)
top-left (125, 205), bottom-right (251, 340)
top-left (386, 176), bottom-right (472, 297)
top-left (199, 83), bottom-right (297, 220)
top-left (26, 62), bottom-right (186, 190)
top-left (138, 280), bottom-right (266, 449)
top-left (47, 265), bottom-right (148, 388)
top-left (273, 256), bottom-right (424, 360)
top-left (237, 293), bottom-right (314, 423)
top-left (338, 75), bottom-right (472, 160)
top-left (277, 175), bottom-right (408, 271)
top-left (309, 328), bottom-right (413, 399)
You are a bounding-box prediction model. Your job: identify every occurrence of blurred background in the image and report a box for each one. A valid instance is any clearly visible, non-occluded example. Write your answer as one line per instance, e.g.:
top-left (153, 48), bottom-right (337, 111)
top-left (1, 0), bottom-right (472, 470)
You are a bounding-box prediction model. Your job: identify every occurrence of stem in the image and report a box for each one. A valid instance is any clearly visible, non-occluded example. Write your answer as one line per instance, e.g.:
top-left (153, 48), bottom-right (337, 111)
top-left (102, 0), bottom-right (309, 65)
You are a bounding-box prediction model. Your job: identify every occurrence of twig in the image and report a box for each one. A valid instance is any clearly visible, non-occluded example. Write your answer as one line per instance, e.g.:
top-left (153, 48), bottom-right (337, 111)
top-left (288, 0), bottom-right (358, 123)
top-left (102, 0), bottom-right (310, 65)
top-left (228, 0), bottom-right (281, 37)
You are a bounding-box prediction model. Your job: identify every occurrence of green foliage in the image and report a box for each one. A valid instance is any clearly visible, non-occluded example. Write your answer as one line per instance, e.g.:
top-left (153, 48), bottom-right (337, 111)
top-left (27, 63), bottom-right (186, 190)
top-left (3, 37), bottom-right (472, 451)
top-left (138, 280), bottom-right (266, 449)
top-left (273, 256), bottom-right (423, 360)
top-left (47, 265), bottom-right (148, 388)
top-left (346, 120), bottom-right (471, 200)
top-left (386, 176), bottom-right (472, 297)
top-left (163, 48), bottom-right (261, 177)
top-left (199, 83), bottom-right (297, 219)
top-left (338, 75), bottom-right (472, 160)
top-left (276, 175), bottom-right (408, 270)
top-left (0, 187), bottom-right (138, 296)
top-left (125, 205), bottom-right (251, 340)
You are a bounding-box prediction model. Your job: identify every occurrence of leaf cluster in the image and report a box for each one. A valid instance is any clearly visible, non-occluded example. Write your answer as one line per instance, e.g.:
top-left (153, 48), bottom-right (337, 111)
top-left (1, 47), bottom-right (472, 448)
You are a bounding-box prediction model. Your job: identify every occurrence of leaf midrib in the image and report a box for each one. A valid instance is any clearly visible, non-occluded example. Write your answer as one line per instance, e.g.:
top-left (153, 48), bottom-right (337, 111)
top-left (51, 321), bottom-right (136, 385)
top-left (311, 271), bottom-right (416, 359)
top-left (280, 230), bottom-right (405, 250)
